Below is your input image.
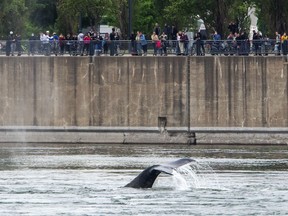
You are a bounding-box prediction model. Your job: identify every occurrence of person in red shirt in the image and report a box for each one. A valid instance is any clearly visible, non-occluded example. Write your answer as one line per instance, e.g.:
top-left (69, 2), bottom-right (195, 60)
top-left (59, 33), bottom-right (66, 55)
top-left (83, 33), bottom-right (91, 56)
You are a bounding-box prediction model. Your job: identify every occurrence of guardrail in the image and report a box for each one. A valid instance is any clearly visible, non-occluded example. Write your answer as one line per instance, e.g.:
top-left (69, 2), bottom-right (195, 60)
top-left (0, 39), bottom-right (286, 56)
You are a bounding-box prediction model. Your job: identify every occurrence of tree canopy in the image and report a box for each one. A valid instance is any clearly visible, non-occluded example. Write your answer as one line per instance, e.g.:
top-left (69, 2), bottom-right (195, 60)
top-left (1, 0), bottom-right (288, 39)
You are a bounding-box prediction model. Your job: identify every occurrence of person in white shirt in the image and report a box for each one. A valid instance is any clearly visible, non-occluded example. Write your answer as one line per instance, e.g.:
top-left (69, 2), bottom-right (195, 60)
top-left (78, 31), bottom-right (84, 55)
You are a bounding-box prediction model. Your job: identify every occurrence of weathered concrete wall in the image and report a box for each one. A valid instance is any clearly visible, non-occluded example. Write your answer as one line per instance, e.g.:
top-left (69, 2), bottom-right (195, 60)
top-left (190, 56), bottom-right (288, 127)
top-left (0, 56), bottom-right (188, 128)
top-left (0, 56), bottom-right (287, 130)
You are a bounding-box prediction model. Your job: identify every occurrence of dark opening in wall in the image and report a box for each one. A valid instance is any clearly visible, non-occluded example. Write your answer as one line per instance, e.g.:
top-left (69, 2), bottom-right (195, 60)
top-left (158, 117), bottom-right (167, 133)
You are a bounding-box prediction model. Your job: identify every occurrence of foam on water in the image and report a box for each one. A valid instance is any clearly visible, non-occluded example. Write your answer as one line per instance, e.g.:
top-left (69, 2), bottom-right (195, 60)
top-left (163, 161), bottom-right (221, 191)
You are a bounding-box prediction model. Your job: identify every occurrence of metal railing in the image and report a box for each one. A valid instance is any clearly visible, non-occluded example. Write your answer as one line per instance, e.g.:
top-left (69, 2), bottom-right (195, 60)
top-left (0, 39), bottom-right (286, 56)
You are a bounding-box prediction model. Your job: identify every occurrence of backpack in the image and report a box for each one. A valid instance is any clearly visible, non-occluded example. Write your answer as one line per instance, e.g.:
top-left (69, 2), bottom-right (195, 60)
top-left (156, 40), bottom-right (161, 48)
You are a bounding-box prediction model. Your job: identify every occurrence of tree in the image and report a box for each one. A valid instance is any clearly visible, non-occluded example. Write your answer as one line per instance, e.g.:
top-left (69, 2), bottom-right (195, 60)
top-left (56, 0), bottom-right (111, 34)
top-left (253, 0), bottom-right (288, 36)
top-left (0, 0), bottom-right (28, 37)
top-left (155, 0), bottom-right (252, 38)
top-left (27, 0), bottom-right (58, 30)
top-left (104, 0), bottom-right (160, 38)
top-left (103, 0), bottom-right (129, 38)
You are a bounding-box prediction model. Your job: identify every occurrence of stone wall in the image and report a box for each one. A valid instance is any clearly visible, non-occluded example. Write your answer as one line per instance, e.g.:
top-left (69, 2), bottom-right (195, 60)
top-left (0, 56), bottom-right (287, 129)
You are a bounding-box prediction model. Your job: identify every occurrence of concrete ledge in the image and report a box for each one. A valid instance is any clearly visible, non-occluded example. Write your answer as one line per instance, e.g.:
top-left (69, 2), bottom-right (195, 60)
top-left (195, 133), bottom-right (288, 145)
top-left (0, 127), bottom-right (287, 145)
top-left (0, 126), bottom-right (195, 144)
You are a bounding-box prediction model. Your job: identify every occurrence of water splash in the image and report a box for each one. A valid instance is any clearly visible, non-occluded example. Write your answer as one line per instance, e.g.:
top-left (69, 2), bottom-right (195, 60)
top-left (156, 161), bottom-right (221, 191)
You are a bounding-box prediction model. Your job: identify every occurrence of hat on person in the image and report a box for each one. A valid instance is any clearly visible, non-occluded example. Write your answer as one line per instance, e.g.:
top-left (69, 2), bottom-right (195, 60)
top-left (10, 31), bottom-right (13, 35)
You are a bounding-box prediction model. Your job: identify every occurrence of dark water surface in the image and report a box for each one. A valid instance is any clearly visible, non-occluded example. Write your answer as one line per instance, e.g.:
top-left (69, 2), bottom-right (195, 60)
top-left (0, 144), bottom-right (288, 215)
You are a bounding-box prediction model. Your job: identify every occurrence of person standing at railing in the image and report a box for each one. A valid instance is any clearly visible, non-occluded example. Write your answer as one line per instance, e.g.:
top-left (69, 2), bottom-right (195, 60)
top-left (15, 34), bottom-right (22, 56)
top-left (281, 32), bottom-right (288, 55)
top-left (253, 30), bottom-right (261, 56)
top-left (130, 31), bottom-right (136, 55)
top-left (59, 33), bottom-right (65, 55)
top-left (159, 31), bottom-right (168, 56)
top-left (263, 35), bottom-right (270, 56)
top-left (78, 30), bottom-right (84, 56)
top-left (275, 32), bottom-right (281, 55)
top-left (235, 32), bottom-right (242, 55)
top-left (71, 34), bottom-right (78, 56)
top-left (28, 33), bottom-right (37, 56)
top-left (41, 31), bottom-right (50, 56)
top-left (140, 31), bottom-right (148, 56)
top-left (51, 32), bottom-right (59, 56)
top-left (238, 31), bottom-right (249, 56)
top-left (171, 25), bottom-right (178, 54)
top-left (199, 24), bottom-right (207, 56)
top-left (94, 32), bottom-right (103, 56)
top-left (103, 33), bottom-right (110, 56)
top-left (109, 28), bottom-right (116, 56)
top-left (83, 33), bottom-right (91, 56)
top-left (151, 32), bottom-right (159, 56)
top-left (135, 31), bottom-right (142, 55)
top-left (194, 32), bottom-right (201, 56)
top-left (212, 31), bottom-right (221, 54)
top-left (114, 32), bottom-right (121, 56)
top-left (8, 31), bottom-right (16, 56)
top-left (226, 32), bottom-right (236, 55)
top-left (65, 33), bottom-right (72, 56)
top-left (183, 32), bottom-right (190, 56)
top-left (5, 31), bottom-right (12, 56)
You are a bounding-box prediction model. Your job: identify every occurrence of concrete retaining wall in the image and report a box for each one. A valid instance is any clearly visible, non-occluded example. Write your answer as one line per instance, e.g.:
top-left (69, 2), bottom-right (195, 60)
top-left (190, 57), bottom-right (288, 127)
top-left (0, 56), bottom-right (287, 144)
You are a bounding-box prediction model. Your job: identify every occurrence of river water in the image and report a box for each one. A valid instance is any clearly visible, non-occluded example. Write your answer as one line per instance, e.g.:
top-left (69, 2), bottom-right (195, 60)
top-left (0, 144), bottom-right (287, 216)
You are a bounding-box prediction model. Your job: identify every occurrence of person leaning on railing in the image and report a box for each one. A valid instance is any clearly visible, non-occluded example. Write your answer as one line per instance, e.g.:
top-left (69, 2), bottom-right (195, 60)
top-left (281, 32), bottom-right (288, 55)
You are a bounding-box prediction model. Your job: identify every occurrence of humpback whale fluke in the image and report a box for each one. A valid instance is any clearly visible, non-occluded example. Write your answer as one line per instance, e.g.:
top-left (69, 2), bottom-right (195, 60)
top-left (125, 158), bottom-right (195, 189)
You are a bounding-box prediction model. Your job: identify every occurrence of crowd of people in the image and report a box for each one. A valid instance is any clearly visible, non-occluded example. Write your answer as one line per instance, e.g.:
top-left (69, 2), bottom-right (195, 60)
top-left (3, 22), bottom-right (288, 56)
top-left (4, 28), bottom-right (121, 56)
top-left (130, 23), bottom-right (288, 56)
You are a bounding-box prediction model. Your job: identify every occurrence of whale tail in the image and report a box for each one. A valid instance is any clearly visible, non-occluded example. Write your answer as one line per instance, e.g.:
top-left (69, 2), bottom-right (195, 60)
top-left (125, 158), bottom-right (195, 189)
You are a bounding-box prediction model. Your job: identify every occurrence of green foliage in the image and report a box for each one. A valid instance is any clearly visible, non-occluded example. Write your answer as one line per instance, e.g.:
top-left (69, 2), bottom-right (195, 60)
top-left (253, 0), bottom-right (288, 37)
top-left (56, 0), bottom-right (112, 34)
top-left (28, 0), bottom-right (58, 29)
top-left (1, 0), bottom-right (288, 39)
top-left (133, 0), bottom-right (157, 34)
top-left (102, 0), bottom-right (129, 38)
top-left (0, 0), bottom-right (28, 37)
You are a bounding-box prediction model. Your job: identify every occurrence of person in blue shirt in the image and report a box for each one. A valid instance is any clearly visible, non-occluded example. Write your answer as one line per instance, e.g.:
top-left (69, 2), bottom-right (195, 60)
top-left (139, 32), bottom-right (148, 56)
top-left (51, 32), bottom-right (59, 56)
top-left (213, 31), bottom-right (221, 41)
